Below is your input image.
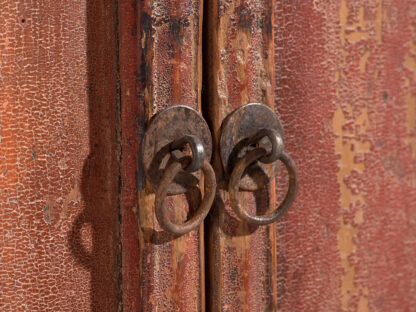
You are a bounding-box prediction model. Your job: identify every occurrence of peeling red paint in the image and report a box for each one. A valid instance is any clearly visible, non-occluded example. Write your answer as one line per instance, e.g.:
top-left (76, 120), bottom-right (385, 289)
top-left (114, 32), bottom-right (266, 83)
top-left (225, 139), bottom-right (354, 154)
top-left (0, 0), bottom-right (120, 311)
top-left (135, 0), bottom-right (205, 310)
top-left (203, 0), bottom-right (278, 310)
top-left (118, 0), bottom-right (141, 310)
top-left (1, 0), bottom-right (416, 311)
top-left (274, 0), bottom-right (416, 311)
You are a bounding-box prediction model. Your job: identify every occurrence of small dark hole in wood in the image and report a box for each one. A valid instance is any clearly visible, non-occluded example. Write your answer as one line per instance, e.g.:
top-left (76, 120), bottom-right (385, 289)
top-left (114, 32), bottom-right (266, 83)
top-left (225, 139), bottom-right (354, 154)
top-left (21, 19), bottom-right (25, 23)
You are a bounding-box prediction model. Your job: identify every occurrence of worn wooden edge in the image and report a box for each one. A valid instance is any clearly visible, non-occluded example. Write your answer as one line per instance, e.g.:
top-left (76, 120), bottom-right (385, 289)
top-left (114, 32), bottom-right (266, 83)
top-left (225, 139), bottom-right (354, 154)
top-left (203, 0), bottom-right (278, 310)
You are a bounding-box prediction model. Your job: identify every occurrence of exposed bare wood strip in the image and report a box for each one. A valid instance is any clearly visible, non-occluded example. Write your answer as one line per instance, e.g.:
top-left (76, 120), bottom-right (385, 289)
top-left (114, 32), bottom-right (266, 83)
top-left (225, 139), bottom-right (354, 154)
top-left (203, 0), bottom-right (277, 310)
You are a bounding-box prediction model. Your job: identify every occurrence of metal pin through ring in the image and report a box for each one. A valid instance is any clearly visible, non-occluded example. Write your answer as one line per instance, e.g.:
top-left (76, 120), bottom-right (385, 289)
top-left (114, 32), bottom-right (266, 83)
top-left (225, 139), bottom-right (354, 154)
top-left (247, 128), bottom-right (284, 164)
top-left (170, 135), bottom-right (205, 172)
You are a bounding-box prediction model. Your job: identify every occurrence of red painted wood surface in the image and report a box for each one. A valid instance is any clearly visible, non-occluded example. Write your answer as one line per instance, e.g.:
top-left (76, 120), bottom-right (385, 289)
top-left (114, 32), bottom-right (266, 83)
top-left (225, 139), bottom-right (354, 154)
top-left (0, 0), bottom-right (120, 311)
top-left (132, 0), bottom-right (205, 310)
top-left (203, 0), bottom-right (279, 310)
top-left (1, 0), bottom-right (416, 311)
top-left (119, 1), bottom-right (141, 310)
top-left (273, 0), bottom-right (416, 311)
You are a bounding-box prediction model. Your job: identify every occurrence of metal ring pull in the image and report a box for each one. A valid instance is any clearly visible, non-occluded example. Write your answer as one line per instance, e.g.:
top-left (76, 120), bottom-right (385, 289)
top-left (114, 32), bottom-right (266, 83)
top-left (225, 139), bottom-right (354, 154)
top-left (155, 158), bottom-right (216, 236)
top-left (220, 104), bottom-right (298, 225)
top-left (247, 128), bottom-right (285, 164)
top-left (170, 135), bottom-right (205, 172)
top-left (229, 146), bottom-right (298, 225)
top-left (141, 106), bottom-right (215, 236)
top-left (142, 105), bottom-right (213, 196)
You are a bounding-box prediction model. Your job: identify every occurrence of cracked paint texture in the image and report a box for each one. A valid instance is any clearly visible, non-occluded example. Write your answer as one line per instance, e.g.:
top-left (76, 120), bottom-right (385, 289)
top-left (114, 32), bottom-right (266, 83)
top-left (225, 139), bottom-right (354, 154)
top-left (134, 0), bottom-right (205, 310)
top-left (203, 0), bottom-right (278, 310)
top-left (1, 0), bottom-right (416, 311)
top-left (0, 0), bottom-right (120, 311)
top-left (274, 0), bottom-right (416, 311)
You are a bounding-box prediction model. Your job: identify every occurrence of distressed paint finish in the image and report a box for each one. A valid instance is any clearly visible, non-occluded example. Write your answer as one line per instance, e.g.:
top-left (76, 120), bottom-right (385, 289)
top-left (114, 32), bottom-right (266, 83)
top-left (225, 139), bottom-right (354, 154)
top-left (118, 0), bottom-right (141, 310)
top-left (203, 0), bottom-right (278, 310)
top-left (2, 1), bottom-right (416, 312)
top-left (135, 0), bottom-right (205, 310)
top-left (0, 0), bottom-right (120, 311)
top-left (274, 0), bottom-right (416, 311)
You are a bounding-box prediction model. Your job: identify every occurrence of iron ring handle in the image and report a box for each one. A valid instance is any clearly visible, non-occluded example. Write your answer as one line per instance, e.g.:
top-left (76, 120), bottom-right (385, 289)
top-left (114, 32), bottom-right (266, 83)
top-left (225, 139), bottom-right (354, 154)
top-left (170, 135), bottom-right (205, 172)
top-left (229, 148), bottom-right (298, 225)
top-left (247, 128), bottom-right (284, 164)
top-left (155, 158), bottom-right (216, 236)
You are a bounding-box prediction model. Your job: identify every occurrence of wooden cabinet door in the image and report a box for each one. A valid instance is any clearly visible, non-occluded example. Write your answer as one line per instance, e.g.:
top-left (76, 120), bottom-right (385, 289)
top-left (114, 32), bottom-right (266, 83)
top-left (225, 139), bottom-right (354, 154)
top-left (202, 1), bottom-right (416, 311)
top-left (203, 1), bottom-right (279, 310)
top-left (1, 0), bottom-right (416, 311)
top-left (121, 0), bottom-right (206, 310)
top-left (1, 1), bottom-right (120, 311)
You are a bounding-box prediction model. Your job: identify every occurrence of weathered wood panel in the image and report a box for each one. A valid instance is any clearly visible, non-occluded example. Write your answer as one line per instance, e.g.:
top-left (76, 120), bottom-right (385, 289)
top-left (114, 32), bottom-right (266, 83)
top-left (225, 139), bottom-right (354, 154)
top-left (133, 0), bottom-right (205, 310)
top-left (118, 0), bottom-right (141, 310)
top-left (2, 0), bottom-right (415, 311)
top-left (0, 0), bottom-right (120, 311)
top-left (274, 0), bottom-right (416, 311)
top-left (203, 0), bottom-right (279, 310)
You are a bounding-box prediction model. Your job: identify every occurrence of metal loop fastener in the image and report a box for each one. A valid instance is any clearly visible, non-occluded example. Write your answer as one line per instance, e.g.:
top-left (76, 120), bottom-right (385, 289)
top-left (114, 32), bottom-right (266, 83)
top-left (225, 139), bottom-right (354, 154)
top-left (141, 105), bottom-right (212, 196)
top-left (247, 128), bottom-right (284, 164)
top-left (155, 158), bottom-right (216, 236)
top-left (170, 135), bottom-right (205, 172)
top-left (229, 148), bottom-right (298, 225)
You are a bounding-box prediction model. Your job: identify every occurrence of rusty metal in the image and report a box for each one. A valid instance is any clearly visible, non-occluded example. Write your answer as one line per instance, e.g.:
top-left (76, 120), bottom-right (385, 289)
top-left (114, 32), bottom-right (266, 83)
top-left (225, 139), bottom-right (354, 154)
top-left (221, 103), bottom-right (298, 225)
top-left (220, 103), bottom-right (284, 191)
top-left (141, 105), bottom-right (216, 235)
top-left (229, 148), bottom-right (298, 225)
top-left (155, 158), bottom-right (216, 235)
top-left (141, 105), bottom-right (212, 195)
top-left (170, 135), bottom-right (205, 172)
top-left (247, 128), bottom-right (285, 164)
top-left (135, 0), bottom-right (206, 308)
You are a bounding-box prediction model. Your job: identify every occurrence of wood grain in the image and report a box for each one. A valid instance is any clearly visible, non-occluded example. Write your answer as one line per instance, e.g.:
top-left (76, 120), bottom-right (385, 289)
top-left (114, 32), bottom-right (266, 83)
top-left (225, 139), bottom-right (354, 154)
top-left (118, 0), bottom-right (141, 310)
top-left (132, 0), bottom-right (205, 310)
top-left (203, 0), bottom-right (278, 310)
top-left (2, 0), bottom-right (416, 311)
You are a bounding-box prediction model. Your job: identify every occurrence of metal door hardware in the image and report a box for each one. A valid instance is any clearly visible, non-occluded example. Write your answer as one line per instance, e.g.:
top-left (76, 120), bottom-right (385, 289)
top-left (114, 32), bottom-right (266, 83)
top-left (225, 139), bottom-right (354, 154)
top-left (141, 106), bottom-right (216, 236)
top-left (220, 103), bottom-right (298, 225)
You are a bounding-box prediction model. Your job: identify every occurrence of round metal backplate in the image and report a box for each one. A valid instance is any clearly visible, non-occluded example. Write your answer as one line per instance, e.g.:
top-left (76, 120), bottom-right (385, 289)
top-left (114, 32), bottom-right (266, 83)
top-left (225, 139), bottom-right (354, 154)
top-left (141, 105), bottom-right (212, 195)
top-left (220, 103), bottom-right (284, 191)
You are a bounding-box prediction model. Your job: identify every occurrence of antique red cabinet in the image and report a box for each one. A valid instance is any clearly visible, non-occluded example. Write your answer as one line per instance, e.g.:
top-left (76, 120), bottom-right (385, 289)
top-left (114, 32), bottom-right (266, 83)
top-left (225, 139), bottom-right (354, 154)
top-left (1, 0), bottom-right (416, 311)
